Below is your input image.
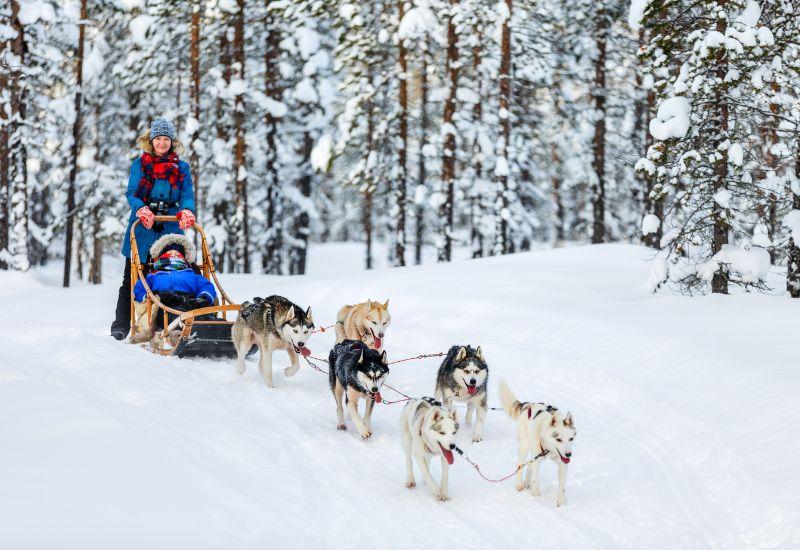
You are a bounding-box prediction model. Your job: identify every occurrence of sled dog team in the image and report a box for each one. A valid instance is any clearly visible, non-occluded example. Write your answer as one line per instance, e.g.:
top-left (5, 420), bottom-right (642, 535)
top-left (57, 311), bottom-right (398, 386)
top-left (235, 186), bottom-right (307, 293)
top-left (232, 295), bottom-right (577, 505)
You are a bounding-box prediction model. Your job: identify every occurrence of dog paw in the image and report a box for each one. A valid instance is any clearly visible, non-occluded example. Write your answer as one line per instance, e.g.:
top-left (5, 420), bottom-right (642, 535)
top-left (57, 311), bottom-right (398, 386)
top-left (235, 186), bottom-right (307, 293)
top-left (516, 483), bottom-right (528, 492)
top-left (337, 424), bottom-right (347, 431)
top-left (530, 488), bottom-right (541, 498)
top-left (436, 492), bottom-right (450, 502)
top-left (360, 430), bottom-right (372, 439)
top-left (284, 365), bottom-right (299, 377)
top-left (472, 435), bottom-right (482, 443)
top-left (556, 493), bottom-right (566, 507)
top-left (405, 481), bottom-right (416, 489)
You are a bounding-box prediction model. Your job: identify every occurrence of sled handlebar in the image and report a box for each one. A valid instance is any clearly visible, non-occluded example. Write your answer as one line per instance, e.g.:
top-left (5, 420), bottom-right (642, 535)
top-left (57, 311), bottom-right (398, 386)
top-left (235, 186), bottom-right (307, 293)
top-left (153, 215), bottom-right (178, 222)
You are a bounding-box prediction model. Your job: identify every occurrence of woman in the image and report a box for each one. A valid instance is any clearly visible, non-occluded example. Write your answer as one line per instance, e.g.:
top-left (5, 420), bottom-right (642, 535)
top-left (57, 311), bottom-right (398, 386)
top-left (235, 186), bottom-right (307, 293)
top-left (110, 118), bottom-right (196, 340)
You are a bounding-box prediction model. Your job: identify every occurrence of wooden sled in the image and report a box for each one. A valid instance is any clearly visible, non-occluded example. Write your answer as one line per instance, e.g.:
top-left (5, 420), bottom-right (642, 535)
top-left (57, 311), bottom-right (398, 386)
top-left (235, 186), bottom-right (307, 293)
top-left (129, 215), bottom-right (240, 358)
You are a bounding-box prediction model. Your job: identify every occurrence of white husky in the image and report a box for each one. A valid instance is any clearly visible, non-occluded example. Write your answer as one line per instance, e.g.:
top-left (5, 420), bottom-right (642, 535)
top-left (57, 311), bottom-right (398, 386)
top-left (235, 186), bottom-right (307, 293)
top-left (400, 398), bottom-right (459, 502)
top-left (498, 380), bottom-right (577, 506)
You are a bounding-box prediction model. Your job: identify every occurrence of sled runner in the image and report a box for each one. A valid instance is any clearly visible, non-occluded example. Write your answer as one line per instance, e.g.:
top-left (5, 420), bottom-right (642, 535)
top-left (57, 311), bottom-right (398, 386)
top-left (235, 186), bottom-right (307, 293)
top-left (129, 215), bottom-right (240, 358)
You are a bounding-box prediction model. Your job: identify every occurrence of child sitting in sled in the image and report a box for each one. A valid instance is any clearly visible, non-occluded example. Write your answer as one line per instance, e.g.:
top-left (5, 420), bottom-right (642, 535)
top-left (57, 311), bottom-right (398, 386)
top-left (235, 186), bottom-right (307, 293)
top-left (131, 234), bottom-right (217, 342)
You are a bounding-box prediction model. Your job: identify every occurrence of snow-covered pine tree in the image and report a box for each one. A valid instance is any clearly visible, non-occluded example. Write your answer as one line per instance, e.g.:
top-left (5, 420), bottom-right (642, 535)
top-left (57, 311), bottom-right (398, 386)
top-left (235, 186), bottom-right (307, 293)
top-left (639, 0), bottom-right (775, 293)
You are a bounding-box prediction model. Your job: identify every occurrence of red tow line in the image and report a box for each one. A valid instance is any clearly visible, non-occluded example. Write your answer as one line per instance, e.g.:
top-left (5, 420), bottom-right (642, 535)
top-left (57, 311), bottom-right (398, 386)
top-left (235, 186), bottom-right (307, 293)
top-left (302, 354), bottom-right (418, 405)
top-left (453, 447), bottom-right (550, 483)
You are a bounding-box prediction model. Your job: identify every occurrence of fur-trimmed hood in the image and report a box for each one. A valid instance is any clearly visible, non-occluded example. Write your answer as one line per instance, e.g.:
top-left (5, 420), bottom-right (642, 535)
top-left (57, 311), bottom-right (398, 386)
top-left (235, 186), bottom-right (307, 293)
top-left (136, 129), bottom-right (185, 155)
top-left (149, 233), bottom-right (197, 263)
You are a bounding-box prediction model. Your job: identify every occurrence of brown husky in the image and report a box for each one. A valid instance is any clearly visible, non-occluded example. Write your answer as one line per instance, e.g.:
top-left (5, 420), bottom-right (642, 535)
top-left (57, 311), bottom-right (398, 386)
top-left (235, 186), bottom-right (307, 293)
top-left (335, 299), bottom-right (391, 350)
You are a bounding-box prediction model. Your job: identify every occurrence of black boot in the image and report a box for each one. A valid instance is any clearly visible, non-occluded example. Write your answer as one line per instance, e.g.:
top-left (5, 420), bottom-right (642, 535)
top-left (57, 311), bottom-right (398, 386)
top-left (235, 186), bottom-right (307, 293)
top-left (111, 258), bottom-right (132, 340)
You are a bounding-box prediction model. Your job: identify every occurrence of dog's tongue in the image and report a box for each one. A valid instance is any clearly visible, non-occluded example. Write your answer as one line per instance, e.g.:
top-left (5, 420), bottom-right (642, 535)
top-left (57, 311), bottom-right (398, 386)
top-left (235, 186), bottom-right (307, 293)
top-left (373, 392), bottom-right (382, 403)
top-left (467, 385), bottom-right (477, 395)
top-left (373, 336), bottom-right (382, 349)
top-left (299, 346), bottom-right (311, 357)
top-left (560, 455), bottom-right (570, 464)
top-left (439, 443), bottom-right (454, 465)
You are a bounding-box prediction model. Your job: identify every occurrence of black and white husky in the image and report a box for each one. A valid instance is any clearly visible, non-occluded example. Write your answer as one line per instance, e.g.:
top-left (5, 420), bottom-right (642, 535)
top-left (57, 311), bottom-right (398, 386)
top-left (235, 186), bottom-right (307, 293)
top-left (434, 345), bottom-right (489, 442)
top-left (328, 340), bottom-right (389, 439)
top-left (498, 380), bottom-right (577, 506)
top-left (400, 397), bottom-right (459, 501)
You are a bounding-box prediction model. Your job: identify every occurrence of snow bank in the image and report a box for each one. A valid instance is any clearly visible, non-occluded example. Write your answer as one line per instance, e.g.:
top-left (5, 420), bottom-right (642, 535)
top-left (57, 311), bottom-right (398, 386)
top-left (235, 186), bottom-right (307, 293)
top-left (1, 245), bottom-right (798, 548)
top-left (697, 244), bottom-right (770, 284)
top-left (649, 96), bottom-right (691, 141)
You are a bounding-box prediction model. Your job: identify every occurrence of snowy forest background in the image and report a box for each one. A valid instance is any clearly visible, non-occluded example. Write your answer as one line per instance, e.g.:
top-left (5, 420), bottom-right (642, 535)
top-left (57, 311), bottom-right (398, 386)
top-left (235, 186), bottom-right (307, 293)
top-left (1, 0), bottom-right (800, 296)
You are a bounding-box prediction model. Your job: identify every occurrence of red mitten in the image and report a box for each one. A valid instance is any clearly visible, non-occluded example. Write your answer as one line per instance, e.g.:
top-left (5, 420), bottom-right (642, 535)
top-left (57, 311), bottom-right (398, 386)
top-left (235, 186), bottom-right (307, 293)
top-left (176, 209), bottom-right (195, 230)
top-left (136, 206), bottom-right (154, 229)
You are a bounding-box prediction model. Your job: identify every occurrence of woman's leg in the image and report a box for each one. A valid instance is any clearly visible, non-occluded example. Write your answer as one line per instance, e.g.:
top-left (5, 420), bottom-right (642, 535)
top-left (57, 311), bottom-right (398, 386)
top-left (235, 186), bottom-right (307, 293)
top-left (110, 257), bottom-right (132, 339)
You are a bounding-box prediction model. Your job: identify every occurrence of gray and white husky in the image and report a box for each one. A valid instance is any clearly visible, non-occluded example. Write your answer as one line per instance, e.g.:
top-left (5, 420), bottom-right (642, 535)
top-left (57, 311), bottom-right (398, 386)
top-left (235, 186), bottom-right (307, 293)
top-left (434, 345), bottom-right (489, 442)
top-left (400, 397), bottom-right (459, 501)
top-left (498, 380), bottom-right (577, 506)
top-left (232, 295), bottom-right (314, 387)
top-left (328, 340), bottom-right (389, 439)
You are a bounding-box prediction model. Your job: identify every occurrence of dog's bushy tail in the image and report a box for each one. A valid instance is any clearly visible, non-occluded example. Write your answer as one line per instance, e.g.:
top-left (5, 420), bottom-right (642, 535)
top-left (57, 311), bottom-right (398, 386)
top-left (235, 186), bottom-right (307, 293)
top-left (328, 348), bottom-right (337, 391)
top-left (498, 379), bottom-right (523, 420)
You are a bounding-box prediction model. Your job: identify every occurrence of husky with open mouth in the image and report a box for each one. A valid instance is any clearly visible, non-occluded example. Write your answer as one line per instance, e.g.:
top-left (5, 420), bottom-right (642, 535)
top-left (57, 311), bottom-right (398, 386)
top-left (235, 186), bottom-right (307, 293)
top-left (498, 380), bottom-right (577, 506)
top-left (335, 299), bottom-right (391, 350)
top-left (328, 340), bottom-right (389, 439)
top-left (232, 295), bottom-right (314, 387)
top-left (400, 397), bottom-right (459, 501)
top-left (434, 345), bottom-right (489, 442)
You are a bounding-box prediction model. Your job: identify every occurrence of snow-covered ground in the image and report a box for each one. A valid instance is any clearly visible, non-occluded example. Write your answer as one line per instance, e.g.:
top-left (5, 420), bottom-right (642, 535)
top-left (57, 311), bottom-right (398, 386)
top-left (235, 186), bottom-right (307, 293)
top-left (1, 243), bottom-right (798, 549)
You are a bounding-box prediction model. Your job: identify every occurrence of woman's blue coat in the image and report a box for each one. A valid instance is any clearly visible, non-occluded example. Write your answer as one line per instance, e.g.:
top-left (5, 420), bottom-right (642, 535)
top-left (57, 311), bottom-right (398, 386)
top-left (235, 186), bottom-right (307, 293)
top-left (120, 158), bottom-right (195, 259)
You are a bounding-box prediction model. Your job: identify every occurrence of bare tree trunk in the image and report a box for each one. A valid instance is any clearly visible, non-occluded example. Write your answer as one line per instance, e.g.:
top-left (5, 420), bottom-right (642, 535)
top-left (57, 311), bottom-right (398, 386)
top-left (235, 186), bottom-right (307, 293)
top-left (189, 0), bottom-right (202, 212)
top-left (493, 0), bottom-right (511, 255)
top-left (394, 0), bottom-right (408, 267)
top-left (88, 205), bottom-right (102, 284)
top-left (63, 0), bottom-right (86, 286)
top-left (711, 5), bottom-right (728, 294)
top-left (551, 143), bottom-right (565, 245)
top-left (364, 91), bottom-right (375, 270)
top-left (0, 32), bottom-right (9, 269)
top-left (263, 2), bottom-right (282, 274)
top-left (439, 0), bottom-right (459, 262)
top-left (214, 16), bottom-right (231, 271)
top-left (639, 29), bottom-right (662, 249)
top-left (414, 47), bottom-right (429, 266)
top-left (232, 0), bottom-right (249, 273)
top-left (788, 150), bottom-right (800, 297)
top-left (470, 25), bottom-right (484, 259)
top-left (9, 0), bottom-right (28, 271)
top-left (590, 7), bottom-right (607, 245)
top-left (289, 131), bottom-right (313, 275)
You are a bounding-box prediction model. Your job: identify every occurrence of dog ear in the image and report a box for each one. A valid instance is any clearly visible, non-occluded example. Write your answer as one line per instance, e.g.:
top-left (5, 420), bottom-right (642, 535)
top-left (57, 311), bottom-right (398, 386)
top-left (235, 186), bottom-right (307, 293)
top-left (358, 350), bottom-right (364, 364)
top-left (380, 350), bottom-right (388, 365)
top-left (432, 409), bottom-right (441, 422)
top-left (564, 412), bottom-right (574, 428)
top-left (551, 415), bottom-right (558, 427)
top-left (449, 410), bottom-right (457, 421)
top-left (475, 346), bottom-right (484, 362)
top-left (383, 299), bottom-right (389, 308)
top-left (305, 306), bottom-right (314, 324)
top-left (284, 305), bottom-right (295, 322)
top-left (367, 299), bottom-right (372, 309)
top-left (455, 346), bottom-right (467, 362)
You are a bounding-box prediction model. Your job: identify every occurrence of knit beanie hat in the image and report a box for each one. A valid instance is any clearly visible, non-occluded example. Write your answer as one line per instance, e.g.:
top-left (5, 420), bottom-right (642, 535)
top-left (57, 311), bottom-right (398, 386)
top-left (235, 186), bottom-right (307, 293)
top-left (161, 243), bottom-right (185, 257)
top-left (150, 118), bottom-right (176, 141)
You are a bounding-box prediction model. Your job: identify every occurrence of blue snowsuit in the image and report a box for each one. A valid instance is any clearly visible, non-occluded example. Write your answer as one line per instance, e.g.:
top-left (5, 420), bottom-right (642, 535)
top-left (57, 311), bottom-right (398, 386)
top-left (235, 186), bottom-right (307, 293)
top-left (133, 269), bottom-right (217, 304)
top-left (120, 158), bottom-right (195, 259)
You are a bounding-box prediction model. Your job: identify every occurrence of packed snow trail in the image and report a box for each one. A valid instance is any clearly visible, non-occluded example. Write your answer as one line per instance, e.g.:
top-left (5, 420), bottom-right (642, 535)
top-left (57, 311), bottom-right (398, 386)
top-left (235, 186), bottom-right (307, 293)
top-left (1, 244), bottom-right (798, 549)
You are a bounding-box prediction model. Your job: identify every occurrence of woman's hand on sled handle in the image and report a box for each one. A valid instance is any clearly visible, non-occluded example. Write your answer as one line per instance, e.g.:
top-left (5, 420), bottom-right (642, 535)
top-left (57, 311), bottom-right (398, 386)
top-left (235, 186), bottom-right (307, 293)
top-left (176, 209), bottom-right (195, 230)
top-left (136, 206), bottom-right (155, 229)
